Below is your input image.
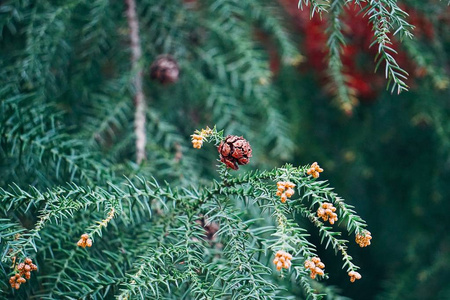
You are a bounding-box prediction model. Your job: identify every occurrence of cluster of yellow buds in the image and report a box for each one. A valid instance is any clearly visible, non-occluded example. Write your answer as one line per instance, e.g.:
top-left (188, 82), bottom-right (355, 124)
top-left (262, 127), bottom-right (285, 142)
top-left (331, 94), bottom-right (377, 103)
top-left (304, 257), bottom-right (325, 279)
top-left (276, 181), bottom-right (295, 203)
top-left (273, 250), bottom-right (293, 271)
top-left (317, 202), bottom-right (338, 225)
top-left (9, 258), bottom-right (38, 289)
top-left (9, 274), bottom-right (26, 290)
top-left (307, 162), bottom-right (323, 178)
top-left (191, 126), bottom-right (213, 149)
top-left (77, 233), bottom-right (93, 248)
top-left (348, 270), bottom-right (362, 282)
top-left (355, 230), bottom-right (372, 247)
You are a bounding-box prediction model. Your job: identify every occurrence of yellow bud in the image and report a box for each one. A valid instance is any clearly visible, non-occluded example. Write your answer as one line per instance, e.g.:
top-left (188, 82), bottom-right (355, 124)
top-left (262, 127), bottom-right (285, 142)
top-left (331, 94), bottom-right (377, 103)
top-left (285, 188), bottom-right (295, 198)
top-left (311, 257), bottom-right (320, 264)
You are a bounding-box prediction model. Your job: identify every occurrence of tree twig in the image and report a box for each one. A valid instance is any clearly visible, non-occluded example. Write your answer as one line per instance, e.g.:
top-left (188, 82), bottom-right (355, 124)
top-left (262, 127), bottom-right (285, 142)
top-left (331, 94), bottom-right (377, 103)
top-left (125, 0), bottom-right (146, 164)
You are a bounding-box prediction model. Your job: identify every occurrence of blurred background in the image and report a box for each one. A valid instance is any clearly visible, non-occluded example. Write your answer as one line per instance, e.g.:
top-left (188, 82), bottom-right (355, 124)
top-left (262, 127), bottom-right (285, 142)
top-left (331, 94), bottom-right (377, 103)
top-left (275, 1), bottom-right (450, 299)
top-left (1, 0), bottom-right (449, 299)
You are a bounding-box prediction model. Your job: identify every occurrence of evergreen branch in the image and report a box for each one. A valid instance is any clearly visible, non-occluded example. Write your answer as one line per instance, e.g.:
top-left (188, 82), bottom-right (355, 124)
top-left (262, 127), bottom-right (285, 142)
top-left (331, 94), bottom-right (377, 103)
top-left (199, 1), bottom-right (295, 157)
top-left (79, 0), bottom-right (114, 60)
top-left (292, 173), bottom-right (368, 235)
top-left (0, 218), bottom-right (26, 244)
top-left (328, 197), bottom-right (365, 234)
top-left (0, 1), bottom-right (30, 37)
top-left (363, 0), bottom-right (414, 94)
top-left (401, 37), bottom-right (449, 90)
top-left (19, 0), bottom-right (81, 89)
top-left (296, 271), bottom-right (325, 300)
top-left (298, 0), bottom-right (330, 16)
top-left (0, 0), bottom-right (387, 296)
top-left (0, 179), bottom-right (175, 262)
top-left (112, 221), bottom-right (185, 299)
top-left (0, 184), bottom-right (105, 261)
top-left (206, 196), bottom-right (277, 299)
top-left (35, 222), bottom-right (132, 299)
top-left (243, 0), bottom-right (301, 63)
top-left (269, 199), bottom-right (318, 261)
top-left (88, 97), bottom-right (134, 147)
top-left (125, 0), bottom-right (147, 164)
top-left (0, 99), bottom-right (115, 186)
top-left (43, 247), bottom-right (78, 299)
top-left (116, 233), bottom-right (199, 299)
top-left (264, 108), bottom-right (296, 160)
top-left (299, 204), bottom-right (359, 272)
top-left (326, 0), bottom-right (358, 109)
top-left (0, 160), bottom-right (372, 297)
top-left (86, 205), bottom-right (119, 240)
top-left (265, 184), bottom-right (322, 299)
top-left (178, 216), bottom-right (215, 299)
top-left (206, 163), bottom-right (368, 236)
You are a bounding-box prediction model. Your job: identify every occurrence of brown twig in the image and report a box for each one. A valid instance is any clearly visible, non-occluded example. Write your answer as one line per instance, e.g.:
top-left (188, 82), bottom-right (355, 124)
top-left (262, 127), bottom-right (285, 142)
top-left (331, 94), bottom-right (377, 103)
top-left (125, 0), bottom-right (146, 164)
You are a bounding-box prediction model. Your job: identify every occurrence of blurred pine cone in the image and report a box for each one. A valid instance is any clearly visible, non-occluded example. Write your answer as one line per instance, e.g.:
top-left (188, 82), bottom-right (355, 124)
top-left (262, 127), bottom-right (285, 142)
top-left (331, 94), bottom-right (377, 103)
top-left (149, 55), bottom-right (179, 84)
top-left (218, 135), bottom-right (252, 170)
top-left (196, 216), bottom-right (219, 241)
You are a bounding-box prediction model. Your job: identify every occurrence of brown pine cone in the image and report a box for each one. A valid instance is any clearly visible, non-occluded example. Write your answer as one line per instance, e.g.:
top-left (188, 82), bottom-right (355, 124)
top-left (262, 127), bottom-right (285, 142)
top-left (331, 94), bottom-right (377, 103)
top-left (218, 135), bottom-right (252, 170)
top-left (195, 216), bottom-right (219, 241)
top-left (149, 55), bottom-right (179, 84)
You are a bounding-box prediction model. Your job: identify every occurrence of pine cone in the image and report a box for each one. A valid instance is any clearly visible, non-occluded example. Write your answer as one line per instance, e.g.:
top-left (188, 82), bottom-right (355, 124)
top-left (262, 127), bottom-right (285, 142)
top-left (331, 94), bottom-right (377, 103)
top-left (149, 55), bottom-right (179, 84)
top-left (195, 216), bottom-right (219, 241)
top-left (218, 135), bottom-right (252, 170)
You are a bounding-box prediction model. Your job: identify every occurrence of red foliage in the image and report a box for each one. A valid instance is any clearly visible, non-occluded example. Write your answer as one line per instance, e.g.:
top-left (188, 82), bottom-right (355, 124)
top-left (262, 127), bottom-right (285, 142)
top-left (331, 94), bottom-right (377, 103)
top-left (277, 0), bottom-right (435, 103)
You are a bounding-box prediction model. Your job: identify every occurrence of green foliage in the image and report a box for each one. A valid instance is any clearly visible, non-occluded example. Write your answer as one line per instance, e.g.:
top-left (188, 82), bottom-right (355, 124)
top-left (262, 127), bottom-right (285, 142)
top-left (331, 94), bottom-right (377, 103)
top-left (298, 0), bottom-right (414, 98)
top-left (364, 0), bottom-right (413, 93)
top-left (1, 159), bottom-right (369, 299)
top-left (1, 0), bottom-right (449, 299)
top-left (325, 0), bottom-right (357, 108)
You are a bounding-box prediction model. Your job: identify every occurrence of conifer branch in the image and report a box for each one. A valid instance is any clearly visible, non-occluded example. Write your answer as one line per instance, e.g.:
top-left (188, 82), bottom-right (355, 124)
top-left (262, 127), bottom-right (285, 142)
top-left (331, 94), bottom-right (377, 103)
top-left (401, 37), bottom-right (449, 90)
top-left (364, 0), bottom-right (414, 94)
top-left (298, 0), bottom-right (330, 16)
top-left (292, 171), bottom-right (369, 235)
top-left (1, 184), bottom-right (105, 261)
top-left (0, 99), bottom-right (115, 186)
top-left (300, 205), bottom-right (359, 272)
top-left (125, 0), bottom-right (147, 164)
top-left (296, 272), bottom-right (324, 300)
top-left (3, 0), bottom-right (434, 296)
top-left (298, 0), bottom-right (415, 94)
top-left (270, 200), bottom-right (318, 260)
top-left (45, 248), bottom-right (78, 299)
top-left (207, 197), bottom-right (277, 298)
top-left (326, 0), bottom-right (357, 110)
top-left (86, 205), bottom-right (119, 239)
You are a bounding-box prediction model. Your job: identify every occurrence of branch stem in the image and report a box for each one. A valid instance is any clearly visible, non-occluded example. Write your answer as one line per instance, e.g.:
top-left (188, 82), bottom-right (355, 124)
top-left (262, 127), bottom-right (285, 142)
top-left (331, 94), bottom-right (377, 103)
top-left (125, 0), bottom-right (146, 164)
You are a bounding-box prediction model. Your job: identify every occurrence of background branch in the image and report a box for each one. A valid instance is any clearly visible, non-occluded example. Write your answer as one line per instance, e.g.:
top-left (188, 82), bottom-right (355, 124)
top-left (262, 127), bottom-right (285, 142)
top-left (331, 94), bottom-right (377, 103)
top-left (125, 0), bottom-right (146, 164)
